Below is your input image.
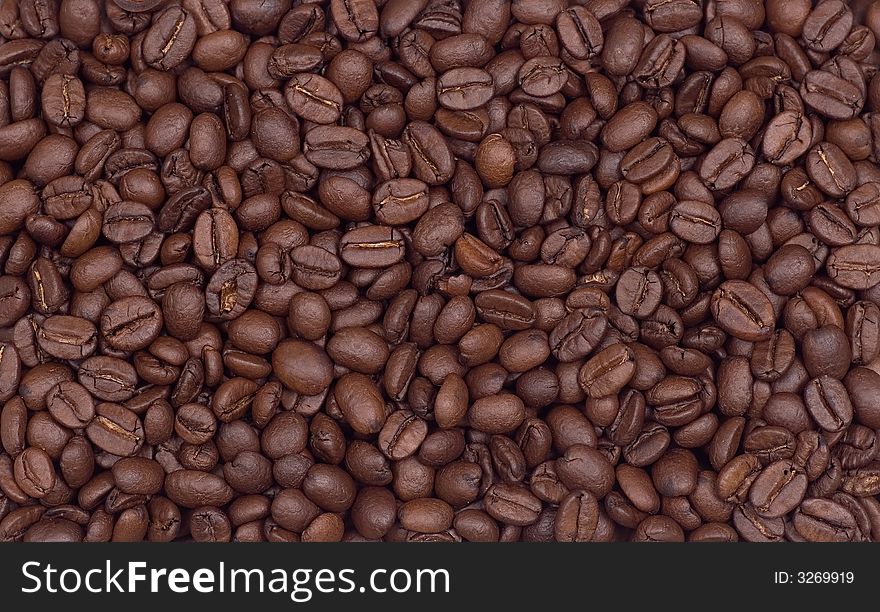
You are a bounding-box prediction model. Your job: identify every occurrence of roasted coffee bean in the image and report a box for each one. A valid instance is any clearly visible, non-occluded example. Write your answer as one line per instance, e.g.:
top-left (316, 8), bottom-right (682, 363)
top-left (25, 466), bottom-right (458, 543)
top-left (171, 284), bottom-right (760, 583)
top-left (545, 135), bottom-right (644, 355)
top-left (373, 178), bottom-right (429, 226)
top-left (579, 344), bottom-right (636, 399)
top-left (339, 225), bottom-right (406, 268)
top-left (112, 457), bottom-right (164, 496)
top-left (285, 74), bottom-right (343, 125)
top-left (37, 315), bottom-right (98, 360)
top-left (554, 490), bottom-right (599, 542)
top-left (100, 297), bottom-right (163, 352)
top-left (847, 301), bottom-right (880, 365)
top-left (205, 259), bottom-right (257, 320)
top-left (733, 503), bottom-right (785, 542)
top-left (78, 357), bottom-right (137, 403)
top-left (827, 245), bottom-right (880, 290)
top-left (484, 483), bottom-right (541, 526)
top-left (556, 7), bottom-right (602, 60)
top-left (711, 281), bottom-right (775, 342)
top-left (165, 470), bottom-right (233, 509)
top-left (304, 126), bottom-right (370, 170)
top-left (550, 309), bottom-right (607, 362)
top-left (801, 70), bottom-right (863, 120)
top-left (85, 403), bottom-right (143, 457)
top-left (437, 68), bottom-right (494, 111)
top-left (749, 459), bottom-right (808, 518)
top-left (404, 121), bottom-right (454, 185)
top-left (616, 268), bottom-right (663, 318)
top-left (793, 497), bottom-right (857, 542)
top-left (763, 111), bottom-right (812, 165)
top-left (143, 7), bottom-right (197, 71)
top-left (46, 382), bottom-right (95, 430)
top-left (13, 447), bottom-right (55, 499)
top-left (42, 74), bottom-right (86, 128)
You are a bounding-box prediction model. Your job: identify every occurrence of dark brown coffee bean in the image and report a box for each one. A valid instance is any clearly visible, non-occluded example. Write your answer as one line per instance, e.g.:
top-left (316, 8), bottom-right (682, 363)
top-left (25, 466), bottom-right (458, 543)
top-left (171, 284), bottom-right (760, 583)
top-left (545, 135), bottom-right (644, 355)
top-left (78, 357), bottom-right (137, 402)
top-left (205, 258), bottom-right (257, 320)
top-left (803, 1), bottom-right (852, 52)
top-left (340, 225), bottom-right (406, 268)
top-left (793, 497), bottom-right (857, 542)
top-left (100, 297), bottom-right (163, 352)
top-left (807, 142), bottom-right (857, 198)
top-left (143, 7), bottom-right (197, 71)
top-left (469, 393), bottom-right (526, 434)
top-left (554, 490), bottom-right (599, 542)
top-left (699, 138), bottom-right (755, 191)
top-left (165, 470), bottom-right (234, 509)
top-left (711, 280), bottom-right (775, 342)
top-left (85, 403), bottom-right (143, 457)
top-left (112, 457), bottom-right (164, 496)
top-left (579, 344), bottom-right (636, 399)
top-left (404, 121), bottom-right (455, 185)
top-left (827, 245), bottom-right (880, 290)
top-left (13, 447), bottom-right (55, 499)
top-left (484, 483), bottom-right (541, 526)
top-left (763, 111), bottom-right (812, 165)
top-left (46, 382), bottom-right (95, 430)
top-left (304, 126), bottom-right (370, 170)
top-left (285, 74), bottom-right (343, 125)
top-left (749, 459), bottom-right (808, 518)
top-left (35, 315), bottom-right (97, 360)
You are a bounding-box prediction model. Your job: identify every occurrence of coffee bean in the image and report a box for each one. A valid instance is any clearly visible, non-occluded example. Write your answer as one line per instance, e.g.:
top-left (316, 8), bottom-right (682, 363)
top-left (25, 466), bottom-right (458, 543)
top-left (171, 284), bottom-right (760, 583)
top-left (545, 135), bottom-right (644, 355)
top-left (711, 280), bottom-right (775, 342)
top-left (556, 7), bottom-right (602, 60)
top-left (763, 111), bottom-right (812, 165)
top-left (484, 483), bottom-right (541, 526)
top-left (41, 74), bottom-right (85, 128)
top-left (793, 497), bottom-right (857, 542)
top-left (112, 457), bottom-right (164, 496)
top-left (802, 1), bottom-right (852, 52)
top-left (36, 315), bottom-right (98, 360)
top-left (399, 497), bottom-right (453, 533)
top-left (100, 297), bottom-right (163, 352)
top-left (78, 356), bottom-right (137, 403)
top-left (85, 402), bottom-right (144, 457)
top-left (46, 381), bottom-right (95, 430)
top-left (304, 126), bottom-right (370, 170)
top-left (469, 393), bottom-right (525, 434)
top-left (437, 68), bottom-right (494, 111)
top-left (699, 138), bottom-right (755, 191)
top-left (554, 490), bottom-right (599, 542)
top-left (340, 225), bottom-right (406, 268)
top-left (272, 339), bottom-right (333, 396)
top-left (749, 459), bottom-right (808, 518)
top-left (807, 142), bottom-right (857, 198)
top-left (615, 268), bottom-right (663, 320)
top-left (143, 7), bottom-right (197, 71)
top-left (602, 102), bottom-right (658, 153)
top-left (579, 344), bottom-right (636, 398)
top-left (291, 245), bottom-right (342, 290)
top-left (165, 470), bottom-right (234, 509)
top-left (670, 200), bottom-right (722, 244)
top-left (13, 447), bottom-right (55, 499)
top-left (827, 245), bottom-right (880, 289)
top-left (847, 301), bottom-right (880, 365)
top-left (285, 74), bottom-right (343, 125)
top-left (404, 121), bottom-right (454, 185)
top-left (205, 258), bottom-right (257, 320)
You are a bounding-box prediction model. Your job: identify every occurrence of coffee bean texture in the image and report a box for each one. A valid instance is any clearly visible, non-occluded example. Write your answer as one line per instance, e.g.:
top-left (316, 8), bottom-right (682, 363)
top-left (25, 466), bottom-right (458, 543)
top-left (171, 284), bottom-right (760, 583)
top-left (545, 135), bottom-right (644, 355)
top-left (3, 0), bottom-right (880, 543)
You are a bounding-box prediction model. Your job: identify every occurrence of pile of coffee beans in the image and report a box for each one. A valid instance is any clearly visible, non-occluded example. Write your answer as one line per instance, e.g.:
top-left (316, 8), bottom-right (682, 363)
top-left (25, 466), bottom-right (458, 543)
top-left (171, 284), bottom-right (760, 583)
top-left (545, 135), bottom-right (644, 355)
top-left (3, 0), bottom-right (880, 543)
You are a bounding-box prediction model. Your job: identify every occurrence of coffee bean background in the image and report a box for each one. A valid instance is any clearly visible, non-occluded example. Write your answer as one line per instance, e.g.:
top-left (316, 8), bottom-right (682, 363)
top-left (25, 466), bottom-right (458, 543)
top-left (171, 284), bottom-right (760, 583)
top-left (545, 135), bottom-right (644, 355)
top-left (2, 0), bottom-right (880, 543)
